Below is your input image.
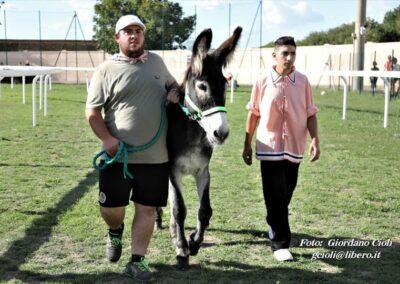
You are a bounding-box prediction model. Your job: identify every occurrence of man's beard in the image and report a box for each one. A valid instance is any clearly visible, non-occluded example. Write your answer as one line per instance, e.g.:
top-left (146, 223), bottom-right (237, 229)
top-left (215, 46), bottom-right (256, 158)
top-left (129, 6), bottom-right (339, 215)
top-left (126, 47), bottom-right (144, 58)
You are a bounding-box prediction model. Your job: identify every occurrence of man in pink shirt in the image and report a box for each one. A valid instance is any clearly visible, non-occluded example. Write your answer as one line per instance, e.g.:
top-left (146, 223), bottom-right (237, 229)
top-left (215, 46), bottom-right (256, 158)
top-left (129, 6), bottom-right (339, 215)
top-left (384, 55), bottom-right (392, 71)
top-left (242, 36), bottom-right (320, 261)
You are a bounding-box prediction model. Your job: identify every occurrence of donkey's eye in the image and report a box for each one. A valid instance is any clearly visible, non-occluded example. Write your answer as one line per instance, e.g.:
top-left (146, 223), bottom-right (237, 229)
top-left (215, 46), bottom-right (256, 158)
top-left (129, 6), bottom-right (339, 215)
top-left (197, 83), bottom-right (208, 92)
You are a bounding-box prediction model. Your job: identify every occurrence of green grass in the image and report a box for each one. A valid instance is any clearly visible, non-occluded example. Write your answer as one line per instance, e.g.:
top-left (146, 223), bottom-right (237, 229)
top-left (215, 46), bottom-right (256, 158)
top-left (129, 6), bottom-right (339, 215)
top-left (0, 83), bottom-right (399, 283)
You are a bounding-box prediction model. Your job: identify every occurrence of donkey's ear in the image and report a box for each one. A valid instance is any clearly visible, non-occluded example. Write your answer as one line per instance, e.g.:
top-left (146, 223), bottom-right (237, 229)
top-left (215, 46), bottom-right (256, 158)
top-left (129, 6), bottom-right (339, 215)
top-left (191, 28), bottom-right (212, 76)
top-left (213, 26), bottom-right (242, 67)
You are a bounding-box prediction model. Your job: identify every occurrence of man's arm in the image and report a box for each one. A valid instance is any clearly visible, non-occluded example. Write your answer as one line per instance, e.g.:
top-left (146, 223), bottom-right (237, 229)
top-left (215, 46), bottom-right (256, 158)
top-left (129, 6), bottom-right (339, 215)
top-left (85, 108), bottom-right (119, 156)
top-left (307, 114), bottom-right (320, 162)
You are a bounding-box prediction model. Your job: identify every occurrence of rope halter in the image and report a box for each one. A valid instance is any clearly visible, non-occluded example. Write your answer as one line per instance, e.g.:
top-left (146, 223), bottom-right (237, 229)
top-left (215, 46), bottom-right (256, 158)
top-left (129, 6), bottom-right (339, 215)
top-left (179, 82), bottom-right (227, 121)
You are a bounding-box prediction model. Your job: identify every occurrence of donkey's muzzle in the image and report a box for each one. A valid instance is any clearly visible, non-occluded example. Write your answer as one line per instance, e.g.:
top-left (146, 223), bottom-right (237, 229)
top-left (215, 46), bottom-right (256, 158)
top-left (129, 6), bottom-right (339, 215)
top-left (213, 129), bottom-right (229, 143)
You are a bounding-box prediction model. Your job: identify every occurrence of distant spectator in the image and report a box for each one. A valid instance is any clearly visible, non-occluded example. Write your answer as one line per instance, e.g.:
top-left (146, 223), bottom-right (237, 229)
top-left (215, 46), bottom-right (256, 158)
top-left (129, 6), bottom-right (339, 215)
top-left (391, 57), bottom-right (399, 99)
top-left (384, 55), bottom-right (392, 71)
top-left (384, 55), bottom-right (393, 95)
top-left (25, 60), bottom-right (30, 66)
top-left (225, 71), bottom-right (233, 82)
top-left (370, 61), bottom-right (379, 96)
top-left (224, 71), bottom-right (239, 90)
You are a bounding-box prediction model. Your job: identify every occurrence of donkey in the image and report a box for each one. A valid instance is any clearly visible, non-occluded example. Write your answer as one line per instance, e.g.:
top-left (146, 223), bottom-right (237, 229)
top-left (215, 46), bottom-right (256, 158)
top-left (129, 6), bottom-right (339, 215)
top-left (164, 26), bottom-right (242, 270)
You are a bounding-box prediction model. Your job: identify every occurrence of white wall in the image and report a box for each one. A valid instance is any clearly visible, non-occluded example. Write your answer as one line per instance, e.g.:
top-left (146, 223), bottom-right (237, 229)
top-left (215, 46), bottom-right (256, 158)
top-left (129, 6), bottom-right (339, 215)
top-left (1, 41), bottom-right (399, 88)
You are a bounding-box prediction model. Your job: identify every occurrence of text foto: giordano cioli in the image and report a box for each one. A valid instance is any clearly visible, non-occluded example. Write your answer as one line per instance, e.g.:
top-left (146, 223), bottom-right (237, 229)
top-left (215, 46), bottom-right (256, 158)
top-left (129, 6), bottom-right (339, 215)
top-left (299, 238), bottom-right (393, 247)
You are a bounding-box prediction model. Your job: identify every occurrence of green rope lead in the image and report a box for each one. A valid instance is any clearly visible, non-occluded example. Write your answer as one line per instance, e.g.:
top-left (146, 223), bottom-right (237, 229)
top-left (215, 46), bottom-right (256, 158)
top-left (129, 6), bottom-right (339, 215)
top-left (92, 99), bottom-right (166, 179)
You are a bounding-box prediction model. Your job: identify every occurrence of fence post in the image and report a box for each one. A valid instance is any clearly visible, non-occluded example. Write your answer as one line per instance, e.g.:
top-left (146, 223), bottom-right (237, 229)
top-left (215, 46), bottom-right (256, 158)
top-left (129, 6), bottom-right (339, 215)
top-left (383, 78), bottom-right (390, 128)
top-left (340, 76), bottom-right (348, 120)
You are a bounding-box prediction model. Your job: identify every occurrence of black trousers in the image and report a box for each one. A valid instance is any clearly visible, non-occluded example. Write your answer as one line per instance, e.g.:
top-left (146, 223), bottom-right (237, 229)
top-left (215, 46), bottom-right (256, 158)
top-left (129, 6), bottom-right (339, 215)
top-left (260, 160), bottom-right (300, 251)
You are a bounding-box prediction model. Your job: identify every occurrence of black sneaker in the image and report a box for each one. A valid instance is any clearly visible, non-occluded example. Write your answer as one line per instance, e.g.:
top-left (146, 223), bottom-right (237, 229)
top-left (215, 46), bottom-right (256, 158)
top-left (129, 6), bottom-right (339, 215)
top-left (124, 257), bottom-right (153, 282)
top-left (105, 223), bottom-right (124, 262)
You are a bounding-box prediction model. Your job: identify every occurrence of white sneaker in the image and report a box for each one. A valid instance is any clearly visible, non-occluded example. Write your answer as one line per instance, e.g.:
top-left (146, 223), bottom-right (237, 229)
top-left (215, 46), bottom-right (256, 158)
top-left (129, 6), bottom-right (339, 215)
top-left (273, 249), bottom-right (293, 261)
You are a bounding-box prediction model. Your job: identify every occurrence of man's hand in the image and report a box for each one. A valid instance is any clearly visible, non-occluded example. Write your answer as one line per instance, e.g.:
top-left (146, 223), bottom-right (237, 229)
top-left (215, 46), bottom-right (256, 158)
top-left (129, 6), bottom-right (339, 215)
top-left (242, 145), bottom-right (253, 166)
top-left (166, 88), bottom-right (180, 104)
top-left (103, 136), bottom-right (119, 157)
top-left (308, 138), bottom-right (320, 162)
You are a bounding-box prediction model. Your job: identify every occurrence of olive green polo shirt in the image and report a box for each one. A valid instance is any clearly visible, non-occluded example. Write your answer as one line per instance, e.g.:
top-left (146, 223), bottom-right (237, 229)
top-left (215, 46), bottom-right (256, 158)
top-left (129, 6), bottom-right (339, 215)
top-left (86, 52), bottom-right (175, 164)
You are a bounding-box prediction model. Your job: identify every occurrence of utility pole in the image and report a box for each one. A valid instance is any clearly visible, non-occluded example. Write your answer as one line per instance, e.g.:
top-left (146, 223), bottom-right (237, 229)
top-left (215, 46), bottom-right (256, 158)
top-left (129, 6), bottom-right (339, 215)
top-left (39, 10), bottom-right (43, 66)
top-left (3, 8), bottom-right (7, 65)
top-left (353, 0), bottom-right (367, 92)
top-left (1, 1), bottom-right (7, 64)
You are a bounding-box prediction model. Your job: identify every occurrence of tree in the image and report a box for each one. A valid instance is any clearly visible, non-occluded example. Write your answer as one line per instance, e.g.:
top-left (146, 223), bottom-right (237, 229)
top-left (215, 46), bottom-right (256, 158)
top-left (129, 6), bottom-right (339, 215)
top-left (296, 19), bottom-right (382, 46)
top-left (93, 0), bottom-right (196, 53)
top-left (262, 4), bottom-right (400, 47)
top-left (380, 6), bottom-right (400, 42)
top-left (297, 23), bottom-right (354, 46)
top-left (364, 18), bottom-right (382, 43)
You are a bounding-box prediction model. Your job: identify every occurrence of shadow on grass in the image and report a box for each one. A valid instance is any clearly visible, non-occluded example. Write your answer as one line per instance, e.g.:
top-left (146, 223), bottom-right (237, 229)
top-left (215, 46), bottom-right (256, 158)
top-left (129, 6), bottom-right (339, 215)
top-left (0, 163), bottom-right (74, 168)
top-left (153, 240), bottom-right (399, 284)
top-left (0, 170), bottom-right (98, 283)
top-left (1, 221), bottom-right (399, 282)
top-left (1, 186), bottom-right (399, 283)
top-left (153, 262), bottom-right (334, 284)
top-left (178, 227), bottom-right (400, 283)
top-left (0, 263), bottom-right (344, 284)
top-left (2, 271), bottom-right (132, 284)
top-left (320, 104), bottom-right (400, 117)
top-left (47, 96), bottom-right (86, 105)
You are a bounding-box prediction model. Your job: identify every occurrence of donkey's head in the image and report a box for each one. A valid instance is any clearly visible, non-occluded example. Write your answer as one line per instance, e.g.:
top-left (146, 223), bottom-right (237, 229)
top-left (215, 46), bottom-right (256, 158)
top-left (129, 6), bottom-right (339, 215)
top-left (183, 26), bottom-right (242, 145)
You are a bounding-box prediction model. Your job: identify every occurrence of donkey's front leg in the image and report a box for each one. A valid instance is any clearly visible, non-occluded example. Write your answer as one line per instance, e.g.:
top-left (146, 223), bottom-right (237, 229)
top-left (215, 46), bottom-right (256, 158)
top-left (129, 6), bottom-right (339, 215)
top-left (190, 165), bottom-right (212, 256)
top-left (169, 175), bottom-right (190, 270)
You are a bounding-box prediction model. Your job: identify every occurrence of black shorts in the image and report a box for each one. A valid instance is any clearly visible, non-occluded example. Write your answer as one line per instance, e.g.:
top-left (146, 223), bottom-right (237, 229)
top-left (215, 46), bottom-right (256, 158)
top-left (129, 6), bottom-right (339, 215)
top-left (98, 161), bottom-right (169, 207)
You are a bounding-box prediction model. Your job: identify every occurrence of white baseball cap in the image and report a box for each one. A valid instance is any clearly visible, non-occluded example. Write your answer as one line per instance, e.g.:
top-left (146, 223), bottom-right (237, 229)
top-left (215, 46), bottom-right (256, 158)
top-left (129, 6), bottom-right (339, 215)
top-left (115, 15), bottom-right (146, 33)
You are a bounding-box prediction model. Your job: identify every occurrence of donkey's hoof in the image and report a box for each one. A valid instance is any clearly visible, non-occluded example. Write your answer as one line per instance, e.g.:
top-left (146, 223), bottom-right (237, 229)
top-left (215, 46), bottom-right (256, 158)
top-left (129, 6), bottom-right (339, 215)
top-left (189, 240), bottom-right (201, 256)
top-left (176, 256), bottom-right (190, 271)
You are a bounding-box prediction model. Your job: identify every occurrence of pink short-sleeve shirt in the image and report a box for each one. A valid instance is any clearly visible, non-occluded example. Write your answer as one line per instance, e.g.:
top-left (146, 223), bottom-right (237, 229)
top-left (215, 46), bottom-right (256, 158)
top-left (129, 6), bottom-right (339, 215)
top-left (247, 66), bottom-right (318, 163)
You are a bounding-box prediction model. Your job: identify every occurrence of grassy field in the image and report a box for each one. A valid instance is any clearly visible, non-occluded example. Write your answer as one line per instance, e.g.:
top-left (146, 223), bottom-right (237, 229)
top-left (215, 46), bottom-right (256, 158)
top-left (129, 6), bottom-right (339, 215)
top-left (0, 83), bottom-right (399, 283)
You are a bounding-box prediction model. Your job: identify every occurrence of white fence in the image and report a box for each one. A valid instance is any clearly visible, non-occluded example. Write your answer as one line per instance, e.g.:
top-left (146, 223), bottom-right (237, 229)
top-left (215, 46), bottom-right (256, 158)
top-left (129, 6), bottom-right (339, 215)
top-left (1, 66), bottom-right (399, 128)
top-left (1, 41), bottom-right (400, 87)
top-left (0, 66), bottom-right (94, 126)
top-left (322, 70), bottom-right (400, 128)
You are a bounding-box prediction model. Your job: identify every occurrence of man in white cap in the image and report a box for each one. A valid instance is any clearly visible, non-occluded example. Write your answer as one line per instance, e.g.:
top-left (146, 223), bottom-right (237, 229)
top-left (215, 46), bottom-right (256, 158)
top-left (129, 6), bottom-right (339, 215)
top-left (86, 14), bottom-right (179, 281)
